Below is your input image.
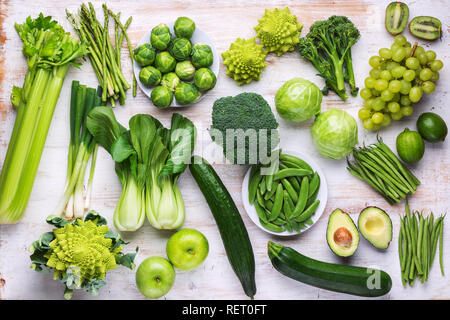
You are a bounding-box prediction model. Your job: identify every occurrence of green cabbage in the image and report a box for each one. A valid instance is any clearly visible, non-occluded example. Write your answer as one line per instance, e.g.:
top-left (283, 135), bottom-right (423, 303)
top-left (275, 78), bottom-right (322, 122)
top-left (310, 108), bottom-right (358, 159)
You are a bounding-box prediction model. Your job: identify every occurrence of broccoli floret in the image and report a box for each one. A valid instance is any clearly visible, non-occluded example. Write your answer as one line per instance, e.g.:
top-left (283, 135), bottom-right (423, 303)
top-left (298, 15), bottom-right (360, 100)
top-left (210, 92), bottom-right (279, 165)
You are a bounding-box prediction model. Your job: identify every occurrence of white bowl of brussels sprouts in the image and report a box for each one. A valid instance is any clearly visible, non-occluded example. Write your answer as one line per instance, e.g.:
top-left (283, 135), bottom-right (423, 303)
top-left (133, 18), bottom-right (220, 108)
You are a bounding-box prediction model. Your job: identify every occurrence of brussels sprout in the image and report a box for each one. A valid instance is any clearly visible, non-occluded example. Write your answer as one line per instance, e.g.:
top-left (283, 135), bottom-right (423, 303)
top-left (174, 82), bottom-right (201, 105)
top-left (191, 43), bottom-right (213, 68)
top-left (151, 85), bottom-right (174, 108)
top-left (194, 68), bottom-right (216, 91)
top-left (161, 72), bottom-right (180, 92)
top-left (139, 66), bottom-right (162, 87)
top-left (150, 24), bottom-right (172, 50)
top-left (175, 61), bottom-right (196, 81)
top-left (134, 43), bottom-right (156, 67)
top-left (174, 17), bottom-right (196, 39)
top-left (169, 38), bottom-right (192, 61)
top-left (155, 52), bottom-right (177, 73)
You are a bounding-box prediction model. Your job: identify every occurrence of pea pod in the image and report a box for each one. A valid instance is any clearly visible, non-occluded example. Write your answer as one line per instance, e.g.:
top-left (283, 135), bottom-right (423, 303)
top-left (283, 191), bottom-right (293, 220)
top-left (265, 199), bottom-right (274, 211)
top-left (281, 179), bottom-right (298, 203)
top-left (288, 176), bottom-right (300, 192)
top-left (269, 183), bottom-right (284, 221)
top-left (274, 168), bottom-right (312, 180)
top-left (292, 177), bottom-right (309, 218)
top-left (295, 200), bottom-right (320, 223)
top-left (254, 202), bottom-right (268, 224)
top-left (256, 189), bottom-right (266, 208)
top-left (260, 219), bottom-right (284, 233)
top-left (264, 181), bottom-right (279, 200)
top-left (308, 172), bottom-right (320, 196)
top-left (248, 166), bottom-right (262, 204)
top-left (259, 175), bottom-right (267, 195)
top-left (279, 154), bottom-right (313, 172)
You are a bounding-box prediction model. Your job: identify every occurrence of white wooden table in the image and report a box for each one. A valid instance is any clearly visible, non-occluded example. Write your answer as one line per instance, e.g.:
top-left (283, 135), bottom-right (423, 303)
top-left (1, 0), bottom-right (449, 300)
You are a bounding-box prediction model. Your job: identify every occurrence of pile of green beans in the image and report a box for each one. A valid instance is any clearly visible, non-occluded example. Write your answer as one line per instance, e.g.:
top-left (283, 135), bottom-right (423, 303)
top-left (399, 201), bottom-right (445, 286)
top-left (347, 137), bottom-right (420, 205)
top-left (248, 153), bottom-right (320, 233)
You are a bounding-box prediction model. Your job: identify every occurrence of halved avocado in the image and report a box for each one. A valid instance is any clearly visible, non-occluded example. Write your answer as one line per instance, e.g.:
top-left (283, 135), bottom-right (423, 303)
top-left (358, 207), bottom-right (392, 249)
top-left (326, 209), bottom-right (359, 257)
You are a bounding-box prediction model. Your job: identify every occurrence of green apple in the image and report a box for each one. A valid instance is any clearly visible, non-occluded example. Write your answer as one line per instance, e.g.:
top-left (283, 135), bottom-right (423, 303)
top-left (135, 256), bottom-right (175, 299)
top-left (166, 228), bottom-right (209, 270)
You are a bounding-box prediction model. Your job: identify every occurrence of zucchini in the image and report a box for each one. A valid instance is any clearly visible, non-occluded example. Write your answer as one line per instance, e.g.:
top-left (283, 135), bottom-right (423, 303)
top-left (268, 241), bottom-right (392, 297)
top-left (189, 156), bottom-right (256, 298)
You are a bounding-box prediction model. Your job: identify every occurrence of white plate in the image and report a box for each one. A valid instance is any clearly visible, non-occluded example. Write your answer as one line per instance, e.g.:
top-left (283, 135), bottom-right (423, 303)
top-left (133, 21), bottom-right (220, 107)
top-left (242, 150), bottom-right (328, 236)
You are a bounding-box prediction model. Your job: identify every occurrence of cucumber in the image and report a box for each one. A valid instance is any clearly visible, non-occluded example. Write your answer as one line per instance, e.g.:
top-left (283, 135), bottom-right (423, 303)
top-left (268, 241), bottom-right (392, 297)
top-left (189, 156), bottom-right (256, 298)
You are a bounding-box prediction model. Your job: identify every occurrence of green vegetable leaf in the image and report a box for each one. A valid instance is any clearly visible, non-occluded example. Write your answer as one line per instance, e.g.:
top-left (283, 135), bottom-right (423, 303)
top-left (116, 247), bottom-right (139, 270)
top-left (84, 210), bottom-right (108, 226)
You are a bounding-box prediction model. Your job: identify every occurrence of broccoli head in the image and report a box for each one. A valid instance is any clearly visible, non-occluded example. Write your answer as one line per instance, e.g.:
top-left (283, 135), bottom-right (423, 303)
top-left (210, 92), bottom-right (279, 165)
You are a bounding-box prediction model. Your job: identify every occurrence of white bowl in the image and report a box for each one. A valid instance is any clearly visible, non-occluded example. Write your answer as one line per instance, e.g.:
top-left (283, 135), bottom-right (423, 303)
top-left (241, 150), bottom-right (328, 236)
top-left (133, 21), bottom-right (220, 107)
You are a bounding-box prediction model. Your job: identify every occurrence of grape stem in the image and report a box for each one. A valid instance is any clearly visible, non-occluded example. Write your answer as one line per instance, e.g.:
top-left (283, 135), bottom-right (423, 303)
top-left (410, 42), bottom-right (418, 57)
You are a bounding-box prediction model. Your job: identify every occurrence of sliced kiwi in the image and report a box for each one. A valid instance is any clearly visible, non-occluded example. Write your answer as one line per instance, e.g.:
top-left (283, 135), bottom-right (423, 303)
top-left (385, 2), bottom-right (409, 35)
top-left (409, 16), bottom-right (442, 40)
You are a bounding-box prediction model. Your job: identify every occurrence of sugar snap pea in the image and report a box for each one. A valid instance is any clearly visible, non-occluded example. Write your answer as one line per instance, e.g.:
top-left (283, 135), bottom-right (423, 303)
top-left (269, 183), bottom-right (284, 221)
top-left (256, 188), bottom-right (265, 208)
top-left (295, 200), bottom-right (320, 223)
top-left (279, 154), bottom-right (313, 172)
top-left (273, 168), bottom-right (313, 181)
top-left (260, 219), bottom-right (284, 232)
top-left (248, 167), bottom-right (262, 204)
top-left (259, 175), bottom-right (267, 195)
top-left (283, 191), bottom-right (293, 220)
top-left (254, 202), bottom-right (268, 224)
top-left (281, 179), bottom-right (298, 203)
top-left (265, 199), bottom-right (274, 211)
top-left (288, 176), bottom-right (300, 192)
top-left (292, 177), bottom-right (308, 218)
top-left (308, 172), bottom-right (320, 196)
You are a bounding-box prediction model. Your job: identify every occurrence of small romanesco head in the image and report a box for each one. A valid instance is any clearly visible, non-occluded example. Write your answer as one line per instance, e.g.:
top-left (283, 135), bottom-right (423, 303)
top-left (221, 38), bottom-right (267, 86)
top-left (44, 220), bottom-right (122, 282)
top-left (254, 7), bottom-right (303, 56)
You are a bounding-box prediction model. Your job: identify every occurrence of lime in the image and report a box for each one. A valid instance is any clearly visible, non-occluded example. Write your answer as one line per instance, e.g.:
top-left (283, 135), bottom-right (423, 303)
top-left (416, 112), bottom-right (448, 142)
top-left (396, 128), bottom-right (425, 163)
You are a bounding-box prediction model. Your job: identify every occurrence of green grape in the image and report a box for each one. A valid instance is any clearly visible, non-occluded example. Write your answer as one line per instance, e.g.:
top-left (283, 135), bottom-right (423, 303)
top-left (372, 124), bottom-right (381, 131)
top-left (403, 70), bottom-right (416, 82)
top-left (387, 102), bottom-right (400, 113)
top-left (363, 118), bottom-right (374, 130)
top-left (358, 108), bottom-right (371, 120)
top-left (409, 86), bottom-right (423, 103)
top-left (379, 48), bottom-right (392, 60)
top-left (392, 92), bottom-right (400, 102)
top-left (388, 80), bottom-right (402, 93)
top-left (392, 48), bottom-right (406, 62)
top-left (415, 67), bottom-right (422, 77)
top-left (372, 112), bottom-right (384, 124)
top-left (374, 79), bottom-right (388, 91)
top-left (391, 112), bottom-right (403, 120)
top-left (364, 99), bottom-right (375, 109)
top-left (400, 95), bottom-right (411, 106)
top-left (394, 35), bottom-right (407, 46)
top-left (364, 77), bottom-right (376, 88)
top-left (380, 89), bottom-right (394, 102)
top-left (405, 57), bottom-right (420, 70)
top-left (371, 88), bottom-right (381, 97)
top-left (391, 43), bottom-right (401, 53)
top-left (399, 80), bottom-right (411, 95)
top-left (380, 70), bottom-right (392, 81)
top-left (405, 41), bottom-right (412, 48)
top-left (360, 88), bottom-right (372, 99)
top-left (385, 61), bottom-right (399, 71)
top-left (425, 50), bottom-right (437, 62)
top-left (400, 105), bottom-right (413, 117)
top-left (391, 66), bottom-right (406, 78)
top-left (418, 53), bottom-right (428, 65)
top-left (422, 81), bottom-right (436, 94)
top-left (369, 56), bottom-right (382, 68)
top-left (430, 71), bottom-right (440, 82)
top-left (404, 46), bottom-right (412, 57)
top-left (373, 98), bottom-right (386, 111)
top-left (419, 68), bottom-right (433, 81)
top-left (413, 46), bottom-right (425, 57)
top-left (370, 68), bottom-right (381, 79)
top-left (381, 113), bottom-right (391, 127)
top-left (430, 60), bottom-right (443, 72)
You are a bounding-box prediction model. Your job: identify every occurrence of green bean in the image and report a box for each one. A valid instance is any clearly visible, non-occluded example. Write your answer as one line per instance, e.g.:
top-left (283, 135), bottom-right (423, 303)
top-left (248, 166), bottom-right (262, 204)
top-left (308, 172), bottom-right (320, 197)
top-left (281, 179), bottom-right (298, 203)
top-left (403, 218), bottom-right (413, 284)
top-left (292, 177), bottom-right (309, 218)
top-left (260, 219), bottom-right (284, 232)
top-left (439, 221), bottom-right (444, 276)
top-left (417, 215), bottom-right (424, 272)
top-left (279, 154), bottom-right (313, 172)
top-left (399, 217), bottom-right (405, 271)
top-left (430, 218), bottom-right (443, 268)
top-left (273, 168), bottom-right (313, 180)
top-left (269, 183), bottom-right (283, 221)
top-left (295, 200), bottom-right (320, 223)
top-left (254, 202), bottom-right (268, 224)
top-left (422, 218), bottom-right (429, 280)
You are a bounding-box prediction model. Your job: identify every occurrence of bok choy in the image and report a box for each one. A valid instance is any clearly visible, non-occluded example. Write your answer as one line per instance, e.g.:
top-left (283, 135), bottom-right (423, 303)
top-left (0, 14), bottom-right (87, 224)
top-left (86, 108), bottom-right (195, 231)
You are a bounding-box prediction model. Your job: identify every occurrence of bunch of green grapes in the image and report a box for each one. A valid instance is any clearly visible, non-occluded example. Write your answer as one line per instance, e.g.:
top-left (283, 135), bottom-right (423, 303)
top-left (358, 35), bottom-right (443, 131)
